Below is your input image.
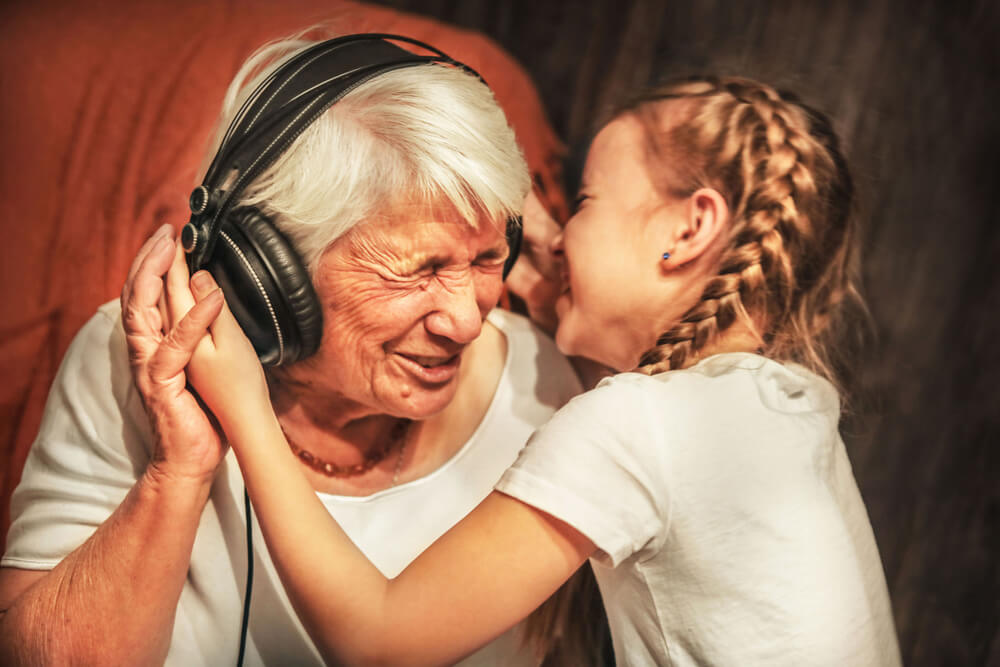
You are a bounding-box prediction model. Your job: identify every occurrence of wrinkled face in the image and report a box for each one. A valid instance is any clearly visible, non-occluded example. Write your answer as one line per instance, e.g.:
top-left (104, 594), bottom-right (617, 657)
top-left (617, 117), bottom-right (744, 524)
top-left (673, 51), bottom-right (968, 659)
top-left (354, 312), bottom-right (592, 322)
top-left (288, 202), bottom-right (508, 419)
top-left (553, 116), bottom-right (676, 371)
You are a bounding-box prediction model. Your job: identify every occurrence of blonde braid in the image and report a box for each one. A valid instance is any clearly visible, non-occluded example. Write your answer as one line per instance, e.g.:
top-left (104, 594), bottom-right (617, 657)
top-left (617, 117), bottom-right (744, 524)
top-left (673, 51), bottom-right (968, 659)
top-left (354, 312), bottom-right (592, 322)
top-left (623, 77), bottom-right (855, 385)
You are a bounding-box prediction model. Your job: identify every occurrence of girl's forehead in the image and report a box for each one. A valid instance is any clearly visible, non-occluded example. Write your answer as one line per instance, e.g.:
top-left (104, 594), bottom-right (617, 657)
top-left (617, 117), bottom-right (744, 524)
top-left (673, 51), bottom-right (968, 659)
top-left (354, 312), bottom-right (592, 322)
top-left (584, 116), bottom-right (646, 179)
top-left (584, 118), bottom-right (650, 187)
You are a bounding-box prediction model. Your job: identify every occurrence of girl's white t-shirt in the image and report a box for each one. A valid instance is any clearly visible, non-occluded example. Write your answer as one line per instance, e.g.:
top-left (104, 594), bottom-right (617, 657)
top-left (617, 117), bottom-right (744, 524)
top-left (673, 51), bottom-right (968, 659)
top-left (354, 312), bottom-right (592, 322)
top-left (497, 353), bottom-right (901, 666)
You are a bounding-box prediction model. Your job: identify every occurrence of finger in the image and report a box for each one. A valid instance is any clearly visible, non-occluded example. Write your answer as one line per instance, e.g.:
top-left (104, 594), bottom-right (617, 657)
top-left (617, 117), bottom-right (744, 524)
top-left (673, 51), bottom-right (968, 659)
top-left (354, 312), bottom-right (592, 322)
top-left (528, 240), bottom-right (560, 281)
top-left (504, 255), bottom-right (542, 298)
top-left (122, 224), bottom-right (174, 309)
top-left (190, 271), bottom-right (246, 346)
top-left (520, 193), bottom-right (562, 279)
top-left (122, 233), bottom-right (177, 338)
top-left (522, 191), bottom-right (560, 245)
top-left (157, 283), bottom-right (170, 338)
top-left (124, 223), bottom-right (173, 299)
top-left (148, 288), bottom-right (224, 383)
top-left (164, 238), bottom-right (196, 331)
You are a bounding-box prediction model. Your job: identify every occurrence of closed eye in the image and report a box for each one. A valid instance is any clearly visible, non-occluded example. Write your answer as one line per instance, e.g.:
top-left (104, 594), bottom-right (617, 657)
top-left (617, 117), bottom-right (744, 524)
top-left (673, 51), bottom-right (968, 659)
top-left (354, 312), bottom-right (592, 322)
top-left (476, 248), bottom-right (508, 266)
top-left (407, 256), bottom-right (448, 277)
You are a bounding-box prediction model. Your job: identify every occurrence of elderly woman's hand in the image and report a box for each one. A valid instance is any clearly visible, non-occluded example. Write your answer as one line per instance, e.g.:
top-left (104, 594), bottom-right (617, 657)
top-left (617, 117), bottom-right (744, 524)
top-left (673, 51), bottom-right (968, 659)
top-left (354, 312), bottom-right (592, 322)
top-left (121, 226), bottom-right (229, 486)
top-left (506, 190), bottom-right (563, 335)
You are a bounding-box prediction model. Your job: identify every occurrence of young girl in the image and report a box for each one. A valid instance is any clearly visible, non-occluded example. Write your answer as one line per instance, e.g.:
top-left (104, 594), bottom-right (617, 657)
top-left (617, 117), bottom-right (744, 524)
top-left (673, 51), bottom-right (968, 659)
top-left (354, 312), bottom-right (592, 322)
top-left (163, 77), bottom-right (901, 665)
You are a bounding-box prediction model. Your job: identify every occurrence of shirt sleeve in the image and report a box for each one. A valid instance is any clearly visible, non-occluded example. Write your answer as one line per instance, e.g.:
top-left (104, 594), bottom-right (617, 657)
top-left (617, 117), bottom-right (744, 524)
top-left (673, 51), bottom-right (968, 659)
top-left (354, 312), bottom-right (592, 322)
top-left (2, 305), bottom-right (152, 569)
top-left (496, 374), bottom-right (670, 567)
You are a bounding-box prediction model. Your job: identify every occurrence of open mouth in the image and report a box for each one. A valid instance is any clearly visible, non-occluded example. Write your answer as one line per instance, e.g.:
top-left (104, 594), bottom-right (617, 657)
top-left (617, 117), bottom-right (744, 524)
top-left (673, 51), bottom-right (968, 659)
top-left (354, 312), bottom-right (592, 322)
top-left (395, 352), bottom-right (462, 384)
top-left (405, 354), bottom-right (458, 368)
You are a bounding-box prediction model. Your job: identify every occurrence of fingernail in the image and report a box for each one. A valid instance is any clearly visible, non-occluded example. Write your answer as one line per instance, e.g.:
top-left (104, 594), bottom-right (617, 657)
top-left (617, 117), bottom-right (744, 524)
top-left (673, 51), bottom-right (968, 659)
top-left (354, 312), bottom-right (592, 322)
top-left (155, 223), bottom-right (173, 239)
top-left (191, 270), bottom-right (217, 293)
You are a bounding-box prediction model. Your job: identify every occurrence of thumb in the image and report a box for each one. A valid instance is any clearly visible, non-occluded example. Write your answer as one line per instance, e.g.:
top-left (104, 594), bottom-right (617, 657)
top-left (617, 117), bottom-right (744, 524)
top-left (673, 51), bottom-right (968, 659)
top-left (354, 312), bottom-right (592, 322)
top-left (190, 271), bottom-right (249, 348)
top-left (148, 288), bottom-right (224, 383)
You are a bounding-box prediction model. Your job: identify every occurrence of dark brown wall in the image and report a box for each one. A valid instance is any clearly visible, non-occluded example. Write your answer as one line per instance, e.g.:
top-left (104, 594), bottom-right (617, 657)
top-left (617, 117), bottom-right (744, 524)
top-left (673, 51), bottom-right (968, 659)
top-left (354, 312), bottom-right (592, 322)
top-left (374, 1), bottom-right (1000, 664)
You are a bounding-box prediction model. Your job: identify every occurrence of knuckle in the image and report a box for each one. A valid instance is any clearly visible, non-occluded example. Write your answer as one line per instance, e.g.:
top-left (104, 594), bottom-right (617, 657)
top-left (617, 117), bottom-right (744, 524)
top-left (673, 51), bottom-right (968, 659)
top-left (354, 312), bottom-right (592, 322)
top-left (126, 342), bottom-right (147, 367)
top-left (523, 271), bottom-right (544, 292)
top-left (172, 318), bottom-right (199, 343)
top-left (122, 306), bottom-right (141, 326)
top-left (158, 332), bottom-right (185, 355)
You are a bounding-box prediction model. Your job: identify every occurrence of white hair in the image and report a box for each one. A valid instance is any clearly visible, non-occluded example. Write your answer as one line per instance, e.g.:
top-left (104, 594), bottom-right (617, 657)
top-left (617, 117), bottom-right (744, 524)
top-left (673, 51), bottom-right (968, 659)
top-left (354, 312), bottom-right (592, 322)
top-left (203, 35), bottom-right (530, 273)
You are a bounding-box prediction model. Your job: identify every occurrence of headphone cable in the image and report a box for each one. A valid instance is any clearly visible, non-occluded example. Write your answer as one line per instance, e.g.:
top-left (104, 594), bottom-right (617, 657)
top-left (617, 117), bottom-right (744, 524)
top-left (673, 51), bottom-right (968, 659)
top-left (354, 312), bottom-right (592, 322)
top-left (237, 486), bottom-right (254, 667)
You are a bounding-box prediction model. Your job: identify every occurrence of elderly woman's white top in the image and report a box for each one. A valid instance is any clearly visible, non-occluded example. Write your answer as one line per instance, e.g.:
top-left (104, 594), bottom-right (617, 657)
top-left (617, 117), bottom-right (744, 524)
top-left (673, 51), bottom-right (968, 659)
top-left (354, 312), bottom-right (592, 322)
top-left (3, 301), bottom-right (582, 667)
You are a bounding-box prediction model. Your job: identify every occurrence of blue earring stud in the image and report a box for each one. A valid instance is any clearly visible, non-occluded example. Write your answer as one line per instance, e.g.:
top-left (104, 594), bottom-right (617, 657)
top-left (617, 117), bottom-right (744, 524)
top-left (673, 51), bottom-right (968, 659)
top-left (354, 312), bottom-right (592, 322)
top-left (662, 252), bottom-right (671, 260)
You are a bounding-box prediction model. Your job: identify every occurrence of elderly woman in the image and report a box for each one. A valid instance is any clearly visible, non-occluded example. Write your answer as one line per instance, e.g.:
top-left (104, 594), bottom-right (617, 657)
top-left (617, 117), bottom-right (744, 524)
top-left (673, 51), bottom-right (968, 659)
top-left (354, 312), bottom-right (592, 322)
top-left (0, 34), bottom-right (584, 666)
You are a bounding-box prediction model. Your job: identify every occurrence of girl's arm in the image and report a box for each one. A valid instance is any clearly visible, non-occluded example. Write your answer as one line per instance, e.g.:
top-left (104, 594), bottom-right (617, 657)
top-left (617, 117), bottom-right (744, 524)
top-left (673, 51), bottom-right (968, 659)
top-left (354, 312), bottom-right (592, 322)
top-left (181, 270), bottom-right (596, 666)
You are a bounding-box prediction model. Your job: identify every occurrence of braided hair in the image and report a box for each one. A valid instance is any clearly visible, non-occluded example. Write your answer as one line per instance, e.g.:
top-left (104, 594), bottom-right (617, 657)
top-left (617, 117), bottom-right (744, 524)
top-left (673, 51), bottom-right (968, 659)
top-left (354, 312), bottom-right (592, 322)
top-left (618, 77), bottom-right (860, 389)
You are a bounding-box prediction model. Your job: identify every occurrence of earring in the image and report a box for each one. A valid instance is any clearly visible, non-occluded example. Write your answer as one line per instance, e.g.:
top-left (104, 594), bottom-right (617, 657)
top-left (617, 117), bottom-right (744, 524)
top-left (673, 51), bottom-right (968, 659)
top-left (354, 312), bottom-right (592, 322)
top-left (662, 251), bottom-right (671, 261)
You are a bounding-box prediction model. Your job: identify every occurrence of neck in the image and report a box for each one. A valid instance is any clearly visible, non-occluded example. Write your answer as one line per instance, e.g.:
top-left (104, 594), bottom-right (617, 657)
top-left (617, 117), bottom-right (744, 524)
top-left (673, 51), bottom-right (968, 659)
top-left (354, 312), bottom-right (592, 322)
top-left (679, 320), bottom-right (764, 368)
top-left (625, 318), bottom-right (764, 374)
top-left (265, 371), bottom-right (406, 492)
top-left (267, 368), bottom-right (379, 432)
top-left (262, 319), bottom-right (507, 495)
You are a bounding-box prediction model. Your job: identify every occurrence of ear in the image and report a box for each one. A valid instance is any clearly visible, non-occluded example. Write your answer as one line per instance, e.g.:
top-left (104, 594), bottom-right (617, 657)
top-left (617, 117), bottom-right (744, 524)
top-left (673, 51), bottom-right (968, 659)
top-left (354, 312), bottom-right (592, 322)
top-left (664, 188), bottom-right (729, 267)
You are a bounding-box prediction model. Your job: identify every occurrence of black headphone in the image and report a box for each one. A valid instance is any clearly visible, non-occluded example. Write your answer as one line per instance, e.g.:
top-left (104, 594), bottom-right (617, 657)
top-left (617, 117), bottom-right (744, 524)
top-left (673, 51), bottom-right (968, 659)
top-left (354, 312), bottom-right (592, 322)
top-left (182, 33), bottom-right (523, 367)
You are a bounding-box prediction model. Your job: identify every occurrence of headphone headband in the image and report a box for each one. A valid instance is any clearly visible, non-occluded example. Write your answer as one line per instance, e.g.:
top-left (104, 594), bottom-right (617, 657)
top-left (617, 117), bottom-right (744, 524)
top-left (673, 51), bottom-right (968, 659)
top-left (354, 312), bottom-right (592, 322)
top-left (179, 33), bottom-right (521, 368)
top-left (185, 34), bottom-right (483, 270)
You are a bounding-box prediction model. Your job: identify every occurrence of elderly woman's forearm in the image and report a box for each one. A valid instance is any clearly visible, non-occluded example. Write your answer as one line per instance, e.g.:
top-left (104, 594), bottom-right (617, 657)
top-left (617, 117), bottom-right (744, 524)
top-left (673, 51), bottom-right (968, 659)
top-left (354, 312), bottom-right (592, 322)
top-left (0, 467), bottom-right (212, 665)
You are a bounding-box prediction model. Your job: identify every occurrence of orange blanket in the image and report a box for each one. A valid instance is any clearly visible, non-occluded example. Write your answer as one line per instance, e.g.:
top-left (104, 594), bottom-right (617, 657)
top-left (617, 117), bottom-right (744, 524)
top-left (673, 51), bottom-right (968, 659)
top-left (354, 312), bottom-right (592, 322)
top-left (0, 0), bottom-right (566, 546)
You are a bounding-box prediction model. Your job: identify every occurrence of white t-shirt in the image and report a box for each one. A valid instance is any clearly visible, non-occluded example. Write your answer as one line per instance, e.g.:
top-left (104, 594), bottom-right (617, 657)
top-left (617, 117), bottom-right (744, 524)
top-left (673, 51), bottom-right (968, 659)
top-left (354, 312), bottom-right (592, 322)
top-left (3, 301), bottom-right (582, 667)
top-left (497, 353), bottom-right (901, 666)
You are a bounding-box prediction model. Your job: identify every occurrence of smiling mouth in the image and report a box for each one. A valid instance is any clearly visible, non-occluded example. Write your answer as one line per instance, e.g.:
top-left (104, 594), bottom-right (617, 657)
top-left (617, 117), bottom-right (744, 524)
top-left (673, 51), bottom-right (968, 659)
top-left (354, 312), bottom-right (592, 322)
top-left (395, 352), bottom-right (462, 384)
top-left (403, 354), bottom-right (459, 368)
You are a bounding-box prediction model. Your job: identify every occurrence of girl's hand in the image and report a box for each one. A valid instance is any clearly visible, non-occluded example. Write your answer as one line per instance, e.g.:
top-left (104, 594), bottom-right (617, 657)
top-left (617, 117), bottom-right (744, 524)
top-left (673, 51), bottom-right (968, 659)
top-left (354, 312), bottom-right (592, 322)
top-left (185, 270), bottom-right (271, 437)
top-left (506, 190), bottom-right (563, 335)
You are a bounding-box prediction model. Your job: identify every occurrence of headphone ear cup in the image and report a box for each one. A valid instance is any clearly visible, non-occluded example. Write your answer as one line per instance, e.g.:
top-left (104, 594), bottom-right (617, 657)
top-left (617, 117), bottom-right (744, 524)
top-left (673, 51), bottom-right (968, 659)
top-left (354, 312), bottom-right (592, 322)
top-left (502, 216), bottom-right (522, 280)
top-left (204, 208), bottom-right (323, 366)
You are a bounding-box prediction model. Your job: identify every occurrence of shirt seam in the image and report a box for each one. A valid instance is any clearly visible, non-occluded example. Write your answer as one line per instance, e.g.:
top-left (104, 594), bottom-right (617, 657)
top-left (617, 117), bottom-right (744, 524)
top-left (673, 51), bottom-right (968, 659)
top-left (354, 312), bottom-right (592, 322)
top-left (636, 557), bottom-right (674, 664)
top-left (0, 556), bottom-right (58, 570)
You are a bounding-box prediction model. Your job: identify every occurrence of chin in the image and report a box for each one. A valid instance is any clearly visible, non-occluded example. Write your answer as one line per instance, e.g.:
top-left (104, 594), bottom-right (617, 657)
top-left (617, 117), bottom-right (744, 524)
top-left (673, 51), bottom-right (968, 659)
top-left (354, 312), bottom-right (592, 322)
top-left (555, 322), bottom-right (631, 372)
top-left (554, 320), bottom-right (591, 362)
top-left (388, 380), bottom-right (459, 420)
top-left (553, 321), bottom-right (574, 358)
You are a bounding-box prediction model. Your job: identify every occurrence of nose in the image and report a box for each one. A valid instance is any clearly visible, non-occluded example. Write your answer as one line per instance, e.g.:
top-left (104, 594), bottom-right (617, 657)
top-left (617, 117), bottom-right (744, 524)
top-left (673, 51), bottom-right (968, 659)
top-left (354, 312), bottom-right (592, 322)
top-left (424, 273), bottom-right (485, 345)
top-left (550, 231), bottom-right (565, 258)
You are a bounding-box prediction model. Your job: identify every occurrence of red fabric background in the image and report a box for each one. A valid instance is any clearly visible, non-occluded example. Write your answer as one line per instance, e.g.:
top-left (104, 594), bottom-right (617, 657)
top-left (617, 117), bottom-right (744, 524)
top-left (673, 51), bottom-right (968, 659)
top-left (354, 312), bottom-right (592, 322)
top-left (0, 0), bottom-right (566, 548)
